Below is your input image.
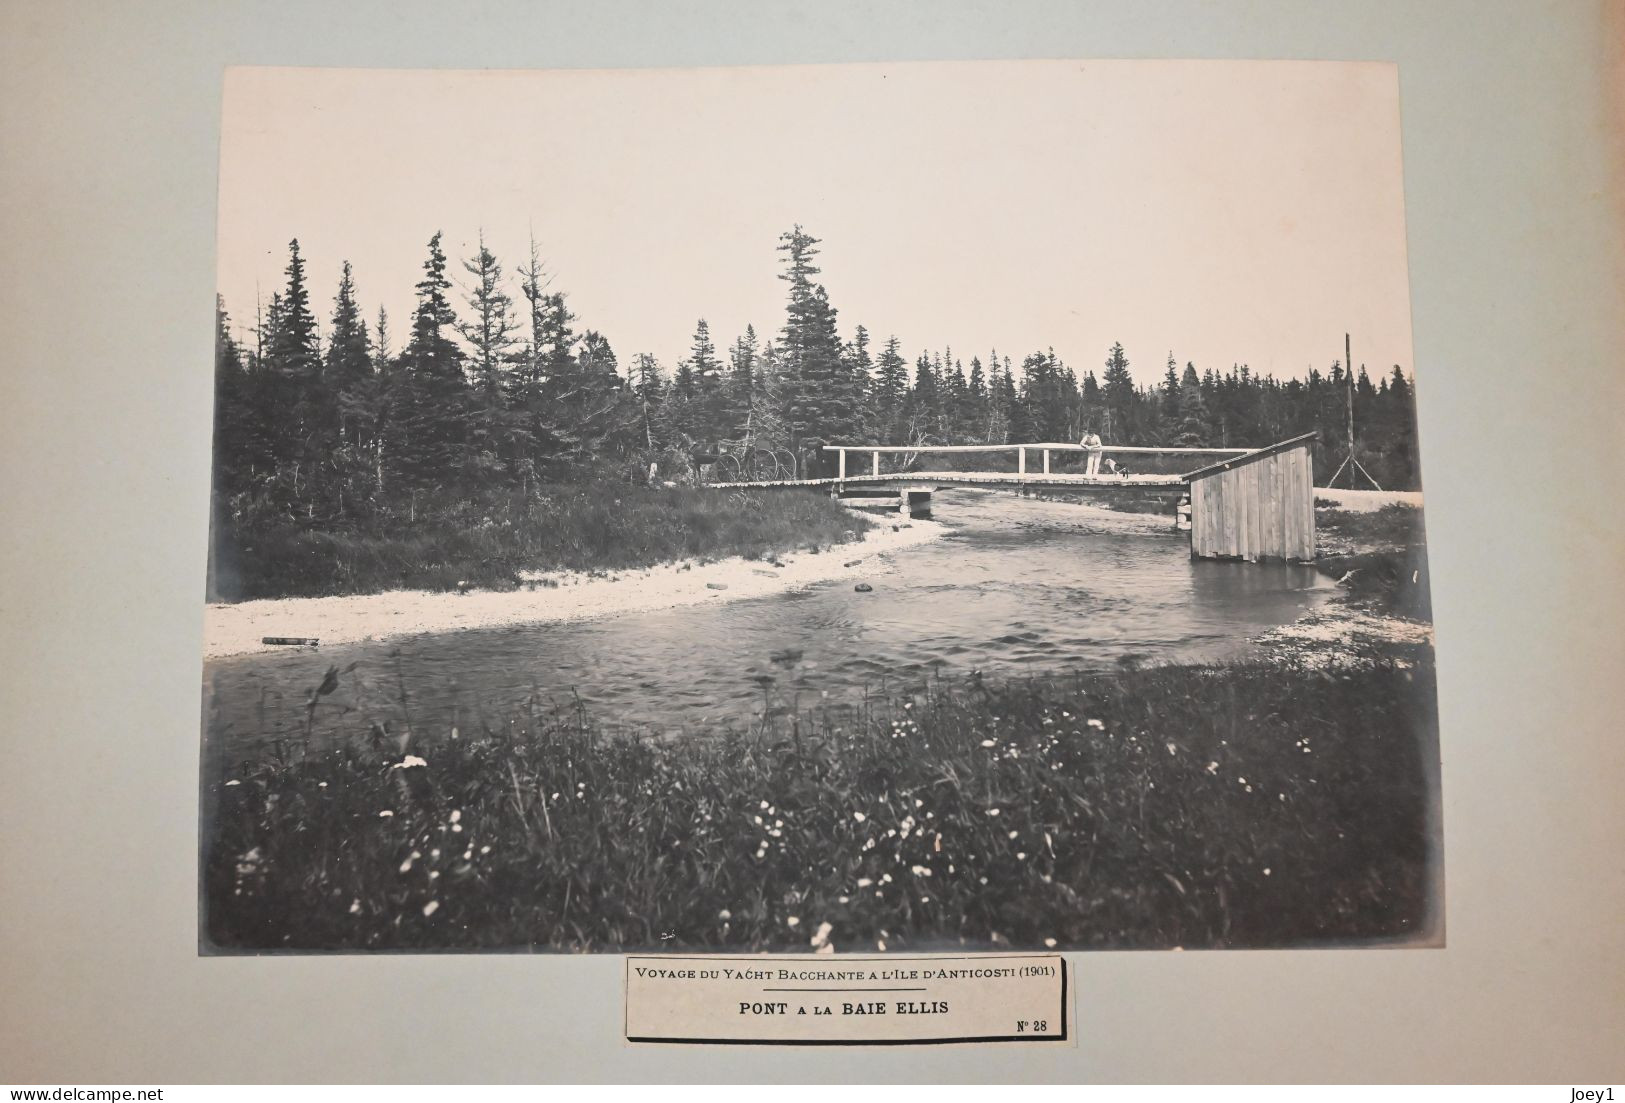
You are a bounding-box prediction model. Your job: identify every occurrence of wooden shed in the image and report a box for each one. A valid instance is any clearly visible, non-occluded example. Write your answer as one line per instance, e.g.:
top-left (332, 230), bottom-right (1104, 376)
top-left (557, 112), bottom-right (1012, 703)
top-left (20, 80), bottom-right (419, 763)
top-left (1183, 432), bottom-right (1317, 562)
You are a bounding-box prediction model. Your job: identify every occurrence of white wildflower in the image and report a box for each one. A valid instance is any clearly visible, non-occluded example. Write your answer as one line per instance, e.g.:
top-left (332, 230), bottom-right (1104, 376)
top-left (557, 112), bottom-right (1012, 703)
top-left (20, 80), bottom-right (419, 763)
top-left (422, 900), bottom-right (439, 917)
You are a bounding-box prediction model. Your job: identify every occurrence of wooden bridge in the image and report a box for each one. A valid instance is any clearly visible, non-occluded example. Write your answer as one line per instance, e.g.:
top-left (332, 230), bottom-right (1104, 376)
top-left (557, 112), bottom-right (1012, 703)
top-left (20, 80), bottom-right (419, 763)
top-left (712, 433), bottom-right (1318, 563)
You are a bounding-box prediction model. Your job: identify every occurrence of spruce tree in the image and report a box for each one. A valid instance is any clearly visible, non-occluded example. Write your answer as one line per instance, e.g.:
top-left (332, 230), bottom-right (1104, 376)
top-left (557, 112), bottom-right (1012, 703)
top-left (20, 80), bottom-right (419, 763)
top-left (371, 305), bottom-right (395, 495)
top-left (325, 262), bottom-right (376, 508)
top-left (687, 318), bottom-right (723, 442)
top-left (775, 226), bottom-right (852, 446)
top-left (327, 262), bottom-right (374, 449)
top-left (390, 231), bottom-right (471, 487)
top-left (872, 336), bottom-right (908, 443)
top-left (264, 240), bottom-right (326, 475)
top-left (911, 353), bottom-right (941, 442)
top-left (508, 234), bottom-right (553, 478)
top-left (1161, 352), bottom-right (1182, 431)
top-left (965, 357), bottom-right (987, 443)
top-left (457, 234), bottom-right (520, 475)
top-left (1101, 341), bottom-right (1135, 443)
top-left (1177, 362), bottom-right (1209, 446)
top-left (628, 353), bottom-right (666, 450)
top-left (726, 325), bottom-right (759, 442)
top-left (844, 325), bottom-right (874, 440)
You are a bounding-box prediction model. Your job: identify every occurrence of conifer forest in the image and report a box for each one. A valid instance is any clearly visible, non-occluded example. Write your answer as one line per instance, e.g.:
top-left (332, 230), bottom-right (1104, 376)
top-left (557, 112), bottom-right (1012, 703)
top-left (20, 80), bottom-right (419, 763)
top-left (211, 224), bottom-right (1422, 596)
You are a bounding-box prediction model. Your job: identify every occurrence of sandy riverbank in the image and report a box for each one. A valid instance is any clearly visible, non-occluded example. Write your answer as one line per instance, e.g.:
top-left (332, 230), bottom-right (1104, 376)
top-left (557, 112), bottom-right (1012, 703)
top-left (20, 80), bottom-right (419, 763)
top-left (1312, 487), bottom-right (1423, 511)
top-left (203, 515), bottom-right (946, 660)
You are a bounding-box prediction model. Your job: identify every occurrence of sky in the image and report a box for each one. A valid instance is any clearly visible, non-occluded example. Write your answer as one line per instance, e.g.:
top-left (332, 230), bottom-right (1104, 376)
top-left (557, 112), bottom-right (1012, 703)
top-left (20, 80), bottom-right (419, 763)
top-left (216, 60), bottom-right (1416, 385)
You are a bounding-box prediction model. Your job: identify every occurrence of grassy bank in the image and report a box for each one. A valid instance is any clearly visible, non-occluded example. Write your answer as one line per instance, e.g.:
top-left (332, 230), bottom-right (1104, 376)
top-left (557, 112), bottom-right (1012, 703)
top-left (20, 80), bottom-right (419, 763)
top-left (210, 484), bottom-right (871, 601)
top-left (1315, 504), bottom-right (1431, 619)
top-left (204, 653), bottom-right (1437, 953)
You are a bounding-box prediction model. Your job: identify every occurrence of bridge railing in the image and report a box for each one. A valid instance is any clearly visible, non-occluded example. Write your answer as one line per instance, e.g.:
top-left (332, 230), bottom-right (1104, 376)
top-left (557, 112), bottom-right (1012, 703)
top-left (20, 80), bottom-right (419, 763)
top-left (820, 442), bottom-right (1252, 480)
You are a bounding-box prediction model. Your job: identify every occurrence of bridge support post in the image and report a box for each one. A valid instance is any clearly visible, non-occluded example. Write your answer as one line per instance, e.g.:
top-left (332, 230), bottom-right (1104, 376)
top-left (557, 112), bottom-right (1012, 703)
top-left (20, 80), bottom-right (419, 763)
top-left (1042, 449), bottom-right (1051, 475)
top-left (872, 450), bottom-right (880, 477)
top-left (837, 448), bottom-right (846, 486)
top-left (1017, 446), bottom-right (1027, 496)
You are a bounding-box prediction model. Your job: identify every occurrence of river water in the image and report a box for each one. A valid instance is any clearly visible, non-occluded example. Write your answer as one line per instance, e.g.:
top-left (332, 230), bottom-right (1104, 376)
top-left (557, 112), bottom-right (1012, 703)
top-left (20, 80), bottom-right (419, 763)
top-left (202, 490), bottom-right (1332, 764)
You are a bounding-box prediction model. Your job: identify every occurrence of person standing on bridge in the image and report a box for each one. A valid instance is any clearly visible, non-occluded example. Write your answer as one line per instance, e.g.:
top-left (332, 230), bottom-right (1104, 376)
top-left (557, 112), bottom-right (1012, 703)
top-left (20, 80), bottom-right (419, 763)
top-left (1080, 427), bottom-right (1104, 475)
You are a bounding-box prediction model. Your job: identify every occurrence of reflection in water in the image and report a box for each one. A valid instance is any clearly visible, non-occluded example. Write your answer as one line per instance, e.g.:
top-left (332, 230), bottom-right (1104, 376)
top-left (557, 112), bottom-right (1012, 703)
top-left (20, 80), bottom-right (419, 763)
top-left (203, 489), bottom-right (1331, 763)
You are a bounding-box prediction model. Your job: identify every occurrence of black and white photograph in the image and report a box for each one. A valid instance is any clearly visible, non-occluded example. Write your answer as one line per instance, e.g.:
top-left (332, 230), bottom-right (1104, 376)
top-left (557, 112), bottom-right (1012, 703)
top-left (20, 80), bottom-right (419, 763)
top-left (200, 60), bottom-right (1440, 954)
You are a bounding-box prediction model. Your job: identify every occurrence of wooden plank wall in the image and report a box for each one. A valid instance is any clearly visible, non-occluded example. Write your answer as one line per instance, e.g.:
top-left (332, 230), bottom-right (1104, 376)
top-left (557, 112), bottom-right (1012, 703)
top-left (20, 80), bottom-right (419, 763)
top-left (1188, 443), bottom-right (1314, 561)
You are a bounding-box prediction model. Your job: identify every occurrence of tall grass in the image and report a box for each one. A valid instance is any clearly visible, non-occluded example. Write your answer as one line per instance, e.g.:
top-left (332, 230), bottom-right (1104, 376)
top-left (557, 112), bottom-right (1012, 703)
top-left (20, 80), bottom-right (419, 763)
top-left (211, 484), bottom-right (870, 601)
top-left (204, 650), bottom-right (1437, 952)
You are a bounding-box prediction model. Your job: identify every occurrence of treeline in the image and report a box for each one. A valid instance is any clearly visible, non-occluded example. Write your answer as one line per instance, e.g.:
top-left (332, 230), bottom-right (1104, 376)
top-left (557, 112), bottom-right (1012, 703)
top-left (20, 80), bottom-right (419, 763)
top-left (214, 224), bottom-right (1422, 531)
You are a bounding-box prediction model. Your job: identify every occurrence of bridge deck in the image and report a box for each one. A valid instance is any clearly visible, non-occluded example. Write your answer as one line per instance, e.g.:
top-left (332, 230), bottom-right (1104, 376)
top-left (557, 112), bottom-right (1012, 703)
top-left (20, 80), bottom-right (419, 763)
top-left (710, 471), bottom-right (1186, 490)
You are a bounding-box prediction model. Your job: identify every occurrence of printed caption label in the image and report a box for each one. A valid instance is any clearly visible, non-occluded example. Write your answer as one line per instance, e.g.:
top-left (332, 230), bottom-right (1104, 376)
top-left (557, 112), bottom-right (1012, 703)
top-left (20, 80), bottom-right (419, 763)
top-left (625, 953), bottom-right (1068, 1045)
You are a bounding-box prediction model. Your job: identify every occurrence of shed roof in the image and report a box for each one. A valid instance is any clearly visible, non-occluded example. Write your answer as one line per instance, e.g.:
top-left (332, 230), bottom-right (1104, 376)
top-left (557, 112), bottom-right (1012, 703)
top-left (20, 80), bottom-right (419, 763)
top-left (1180, 431), bottom-right (1319, 482)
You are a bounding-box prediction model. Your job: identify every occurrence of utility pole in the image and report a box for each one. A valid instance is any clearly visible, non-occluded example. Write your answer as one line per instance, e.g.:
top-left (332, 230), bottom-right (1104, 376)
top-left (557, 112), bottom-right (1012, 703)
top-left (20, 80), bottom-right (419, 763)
top-left (1325, 331), bottom-right (1383, 491)
top-left (1345, 331), bottom-right (1355, 472)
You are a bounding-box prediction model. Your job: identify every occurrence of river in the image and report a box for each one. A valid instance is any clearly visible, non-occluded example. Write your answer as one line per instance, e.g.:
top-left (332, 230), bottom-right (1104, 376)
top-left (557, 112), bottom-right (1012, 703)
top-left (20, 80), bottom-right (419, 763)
top-left (202, 489), bottom-right (1333, 764)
